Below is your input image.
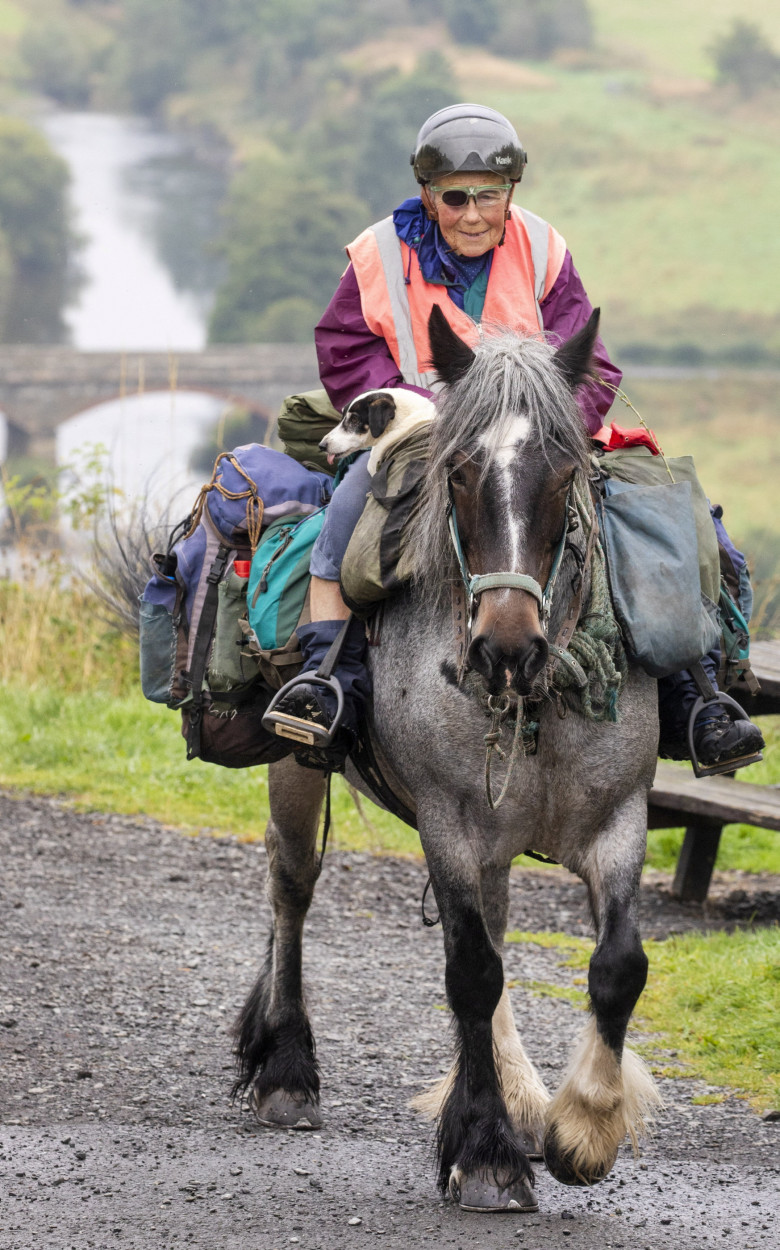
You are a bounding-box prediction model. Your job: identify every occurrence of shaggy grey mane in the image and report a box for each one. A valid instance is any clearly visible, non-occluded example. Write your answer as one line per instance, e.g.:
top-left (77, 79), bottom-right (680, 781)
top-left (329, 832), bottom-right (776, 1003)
top-left (407, 328), bottom-right (591, 595)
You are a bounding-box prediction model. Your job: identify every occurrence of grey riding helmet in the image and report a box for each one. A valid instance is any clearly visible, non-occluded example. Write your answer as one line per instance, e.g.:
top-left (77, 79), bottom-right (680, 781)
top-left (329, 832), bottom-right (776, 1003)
top-left (411, 103), bottom-right (527, 185)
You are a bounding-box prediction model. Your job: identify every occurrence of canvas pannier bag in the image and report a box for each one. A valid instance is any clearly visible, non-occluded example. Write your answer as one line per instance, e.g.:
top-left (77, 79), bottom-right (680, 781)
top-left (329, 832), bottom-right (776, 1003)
top-left (339, 425), bottom-right (430, 616)
top-left (277, 388), bottom-right (342, 475)
top-left (138, 444), bottom-right (331, 767)
top-left (598, 477), bottom-right (721, 678)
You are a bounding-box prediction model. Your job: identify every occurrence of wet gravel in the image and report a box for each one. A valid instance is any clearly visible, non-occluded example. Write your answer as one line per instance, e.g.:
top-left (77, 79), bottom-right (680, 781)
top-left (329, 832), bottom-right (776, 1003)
top-left (0, 788), bottom-right (778, 1249)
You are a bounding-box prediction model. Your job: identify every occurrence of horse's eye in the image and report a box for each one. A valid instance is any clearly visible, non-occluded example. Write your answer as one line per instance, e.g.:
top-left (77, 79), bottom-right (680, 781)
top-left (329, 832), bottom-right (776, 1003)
top-left (449, 467), bottom-right (467, 489)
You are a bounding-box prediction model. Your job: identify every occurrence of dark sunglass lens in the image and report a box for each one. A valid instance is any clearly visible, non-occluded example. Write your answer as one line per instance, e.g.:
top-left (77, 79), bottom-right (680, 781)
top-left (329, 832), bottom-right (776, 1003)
top-left (441, 189), bottom-right (469, 207)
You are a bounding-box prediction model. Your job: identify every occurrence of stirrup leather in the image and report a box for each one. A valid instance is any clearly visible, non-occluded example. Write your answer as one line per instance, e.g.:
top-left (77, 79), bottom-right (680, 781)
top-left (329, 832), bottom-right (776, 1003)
top-left (262, 673), bottom-right (345, 748)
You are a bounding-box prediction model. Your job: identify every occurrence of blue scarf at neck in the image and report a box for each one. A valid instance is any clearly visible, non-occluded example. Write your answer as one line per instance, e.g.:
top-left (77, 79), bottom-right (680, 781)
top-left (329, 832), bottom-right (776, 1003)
top-left (392, 197), bottom-right (493, 312)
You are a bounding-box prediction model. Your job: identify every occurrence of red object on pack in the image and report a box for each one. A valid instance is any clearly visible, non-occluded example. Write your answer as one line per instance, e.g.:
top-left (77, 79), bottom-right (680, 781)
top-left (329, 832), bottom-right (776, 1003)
top-left (592, 422), bottom-right (662, 455)
top-left (233, 560), bottom-right (252, 578)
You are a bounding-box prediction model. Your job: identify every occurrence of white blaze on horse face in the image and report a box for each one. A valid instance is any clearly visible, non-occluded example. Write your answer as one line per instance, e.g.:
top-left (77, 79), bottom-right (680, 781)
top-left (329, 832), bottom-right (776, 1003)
top-left (479, 414), bottom-right (531, 564)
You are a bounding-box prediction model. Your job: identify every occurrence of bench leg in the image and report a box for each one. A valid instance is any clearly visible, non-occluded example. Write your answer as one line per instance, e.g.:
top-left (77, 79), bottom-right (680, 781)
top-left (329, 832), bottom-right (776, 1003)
top-left (670, 820), bottom-right (724, 903)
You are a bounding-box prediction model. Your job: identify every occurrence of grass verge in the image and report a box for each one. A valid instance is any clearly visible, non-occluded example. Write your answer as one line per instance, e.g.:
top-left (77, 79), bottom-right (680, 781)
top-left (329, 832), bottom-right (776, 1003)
top-left (0, 683), bottom-right (778, 872)
top-left (0, 684), bottom-right (422, 856)
top-left (504, 929), bottom-right (780, 1110)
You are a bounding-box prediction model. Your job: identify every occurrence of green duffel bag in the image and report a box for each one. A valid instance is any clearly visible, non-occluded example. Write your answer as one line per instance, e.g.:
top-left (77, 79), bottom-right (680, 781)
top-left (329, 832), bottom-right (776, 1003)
top-left (339, 425), bottom-right (430, 617)
top-left (277, 388), bottom-right (341, 475)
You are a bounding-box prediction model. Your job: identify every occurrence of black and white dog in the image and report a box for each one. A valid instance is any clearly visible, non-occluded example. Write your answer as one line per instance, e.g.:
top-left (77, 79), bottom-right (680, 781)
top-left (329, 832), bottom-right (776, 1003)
top-left (319, 388), bottom-right (436, 473)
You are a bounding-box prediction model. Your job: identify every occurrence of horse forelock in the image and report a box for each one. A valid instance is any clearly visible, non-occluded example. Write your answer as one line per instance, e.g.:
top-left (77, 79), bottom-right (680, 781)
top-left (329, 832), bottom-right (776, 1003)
top-left (409, 328), bottom-right (590, 596)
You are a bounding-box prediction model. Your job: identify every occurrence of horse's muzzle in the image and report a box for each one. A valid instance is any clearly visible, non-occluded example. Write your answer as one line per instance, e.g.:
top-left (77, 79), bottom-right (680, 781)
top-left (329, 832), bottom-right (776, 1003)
top-left (468, 632), bottom-right (549, 696)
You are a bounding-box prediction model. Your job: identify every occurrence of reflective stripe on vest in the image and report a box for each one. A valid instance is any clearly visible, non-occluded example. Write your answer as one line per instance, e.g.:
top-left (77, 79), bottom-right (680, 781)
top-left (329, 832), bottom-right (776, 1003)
top-left (346, 206), bottom-right (566, 389)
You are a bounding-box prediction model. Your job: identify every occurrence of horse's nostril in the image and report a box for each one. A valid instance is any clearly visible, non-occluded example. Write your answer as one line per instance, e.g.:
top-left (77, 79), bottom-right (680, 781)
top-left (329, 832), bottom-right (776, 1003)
top-left (521, 637), bottom-right (548, 683)
top-left (467, 634), bottom-right (502, 682)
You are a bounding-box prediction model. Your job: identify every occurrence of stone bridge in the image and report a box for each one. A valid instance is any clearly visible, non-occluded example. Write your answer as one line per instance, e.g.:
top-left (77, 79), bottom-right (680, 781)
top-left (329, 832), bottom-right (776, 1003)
top-left (0, 344), bottom-right (320, 460)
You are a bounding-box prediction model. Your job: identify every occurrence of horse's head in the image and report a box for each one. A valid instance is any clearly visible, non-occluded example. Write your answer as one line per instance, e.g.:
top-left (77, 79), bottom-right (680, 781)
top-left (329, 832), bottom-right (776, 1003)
top-left (426, 304), bottom-right (599, 697)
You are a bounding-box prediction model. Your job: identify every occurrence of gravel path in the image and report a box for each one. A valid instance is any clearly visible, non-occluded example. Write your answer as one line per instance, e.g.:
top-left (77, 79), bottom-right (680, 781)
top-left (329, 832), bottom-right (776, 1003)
top-left (1, 789), bottom-right (778, 1249)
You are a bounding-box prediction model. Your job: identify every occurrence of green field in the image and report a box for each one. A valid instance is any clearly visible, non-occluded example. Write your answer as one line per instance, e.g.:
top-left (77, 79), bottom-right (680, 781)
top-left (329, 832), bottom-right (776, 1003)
top-left (590, 0), bottom-right (780, 78)
top-left (506, 929), bottom-right (780, 1110)
top-left (0, 683), bottom-right (777, 874)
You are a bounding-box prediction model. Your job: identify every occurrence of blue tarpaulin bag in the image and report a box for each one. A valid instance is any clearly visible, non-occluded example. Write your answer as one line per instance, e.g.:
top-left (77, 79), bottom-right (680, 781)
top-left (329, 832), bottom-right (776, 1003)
top-left (598, 477), bottom-right (721, 678)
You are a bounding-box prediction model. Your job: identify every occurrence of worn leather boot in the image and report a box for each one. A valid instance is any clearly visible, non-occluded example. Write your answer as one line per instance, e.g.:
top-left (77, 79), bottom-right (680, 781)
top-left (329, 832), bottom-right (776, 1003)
top-left (660, 706), bottom-right (764, 771)
top-left (263, 617), bottom-right (370, 771)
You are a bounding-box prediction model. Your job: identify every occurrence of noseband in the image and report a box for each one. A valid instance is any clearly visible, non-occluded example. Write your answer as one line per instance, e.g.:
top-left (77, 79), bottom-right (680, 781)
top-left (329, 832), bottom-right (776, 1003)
top-left (446, 483), bottom-right (572, 632)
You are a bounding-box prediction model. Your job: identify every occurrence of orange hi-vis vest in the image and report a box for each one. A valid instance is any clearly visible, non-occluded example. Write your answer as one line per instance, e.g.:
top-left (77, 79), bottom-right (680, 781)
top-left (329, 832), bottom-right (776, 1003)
top-left (346, 205), bottom-right (567, 389)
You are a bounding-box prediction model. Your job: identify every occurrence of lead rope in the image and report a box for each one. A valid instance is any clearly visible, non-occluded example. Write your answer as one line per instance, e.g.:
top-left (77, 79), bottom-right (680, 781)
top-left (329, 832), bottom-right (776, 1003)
top-left (484, 691), bottom-right (525, 811)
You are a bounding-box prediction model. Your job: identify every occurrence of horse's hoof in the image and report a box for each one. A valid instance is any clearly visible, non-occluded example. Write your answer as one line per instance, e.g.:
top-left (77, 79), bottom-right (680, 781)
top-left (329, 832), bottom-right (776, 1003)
top-left (251, 1088), bottom-right (322, 1130)
top-left (542, 1129), bottom-right (616, 1187)
top-left (517, 1127), bottom-right (544, 1161)
top-left (449, 1168), bottom-right (538, 1213)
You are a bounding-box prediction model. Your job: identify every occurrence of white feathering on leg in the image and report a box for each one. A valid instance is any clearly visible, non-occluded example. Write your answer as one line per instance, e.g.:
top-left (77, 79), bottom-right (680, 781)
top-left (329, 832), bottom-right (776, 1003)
top-left (545, 1017), bottom-right (662, 1178)
top-left (411, 987), bottom-right (550, 1147)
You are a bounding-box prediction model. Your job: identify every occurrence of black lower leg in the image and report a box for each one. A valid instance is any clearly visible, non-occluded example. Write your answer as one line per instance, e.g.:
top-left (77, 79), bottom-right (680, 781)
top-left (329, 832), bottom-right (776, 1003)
top-left (588, 897), bottom-right (647, 1052)
top-left (232, 932), bottom-right (319, 1104)
top-left (437, 904), bottom-right (533, 1193)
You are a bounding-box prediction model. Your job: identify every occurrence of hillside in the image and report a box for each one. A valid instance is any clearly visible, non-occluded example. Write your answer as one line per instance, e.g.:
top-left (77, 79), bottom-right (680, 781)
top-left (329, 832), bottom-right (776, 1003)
top-left (1, 2), bottom-right (779, 360)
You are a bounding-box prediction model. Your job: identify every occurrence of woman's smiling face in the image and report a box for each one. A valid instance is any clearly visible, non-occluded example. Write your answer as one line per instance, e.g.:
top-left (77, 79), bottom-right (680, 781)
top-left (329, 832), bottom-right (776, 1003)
top-left (425, 171), bottom-right (513, 257)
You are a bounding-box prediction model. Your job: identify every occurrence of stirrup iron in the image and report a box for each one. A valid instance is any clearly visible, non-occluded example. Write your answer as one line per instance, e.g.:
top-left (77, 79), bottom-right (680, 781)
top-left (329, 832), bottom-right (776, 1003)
top-left (262, 673), bottom-right (345, 747)
top-left (686, 662), bottom-right (763, 779)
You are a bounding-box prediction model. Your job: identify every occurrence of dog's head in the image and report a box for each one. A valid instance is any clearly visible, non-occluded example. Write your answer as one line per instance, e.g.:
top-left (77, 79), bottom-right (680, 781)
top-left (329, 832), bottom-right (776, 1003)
top-left (319, 391), bottom-right (397, 465)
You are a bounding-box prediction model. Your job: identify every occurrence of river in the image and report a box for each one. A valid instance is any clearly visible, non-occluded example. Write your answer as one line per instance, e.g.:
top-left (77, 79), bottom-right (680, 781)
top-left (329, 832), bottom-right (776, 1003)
top-left (27, 112), bottom-right (230, 517)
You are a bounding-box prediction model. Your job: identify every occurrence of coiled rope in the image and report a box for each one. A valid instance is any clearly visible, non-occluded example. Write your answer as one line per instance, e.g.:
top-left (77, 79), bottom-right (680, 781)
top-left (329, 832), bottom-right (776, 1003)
top-left (551, 480), bottom-right (626, 722)
top-left (182, 451), bottom-right (264, 552)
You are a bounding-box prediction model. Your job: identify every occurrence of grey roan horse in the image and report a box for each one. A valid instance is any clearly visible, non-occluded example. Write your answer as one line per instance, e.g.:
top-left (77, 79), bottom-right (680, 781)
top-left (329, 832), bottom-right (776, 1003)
top-left (235, 306), bottom-right (661, 1213)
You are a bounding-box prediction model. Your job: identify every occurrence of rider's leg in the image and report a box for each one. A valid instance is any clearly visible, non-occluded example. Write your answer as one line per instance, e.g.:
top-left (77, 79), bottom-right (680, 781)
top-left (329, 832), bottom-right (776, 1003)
top-left (658, 648), bottom-right (764, 767)
top-left (265, 454), bottom-right (372, 763)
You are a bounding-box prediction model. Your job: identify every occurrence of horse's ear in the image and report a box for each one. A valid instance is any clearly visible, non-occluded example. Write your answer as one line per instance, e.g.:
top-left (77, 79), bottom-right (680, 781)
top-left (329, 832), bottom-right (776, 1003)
top-left (553, 308), bottom-right (601, 391)
top-left (427, 304), bottom-right (476, 385)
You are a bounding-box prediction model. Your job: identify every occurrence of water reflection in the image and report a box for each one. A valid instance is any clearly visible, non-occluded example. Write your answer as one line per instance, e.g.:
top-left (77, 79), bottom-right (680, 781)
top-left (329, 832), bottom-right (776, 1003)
top-left (57, 391), bottom-right (229, 520)
top-left (41, 112), bottom-right (226, 351)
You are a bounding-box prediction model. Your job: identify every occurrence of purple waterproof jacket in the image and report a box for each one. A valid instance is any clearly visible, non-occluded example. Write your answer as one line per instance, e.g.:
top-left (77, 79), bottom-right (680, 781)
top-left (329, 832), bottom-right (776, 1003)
top-left (314, 213), bottom-right (622, 435)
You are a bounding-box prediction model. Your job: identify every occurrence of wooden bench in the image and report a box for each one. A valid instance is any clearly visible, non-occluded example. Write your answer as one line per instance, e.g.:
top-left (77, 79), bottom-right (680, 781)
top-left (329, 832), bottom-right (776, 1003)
top-left (648, 640), bottom-right (780, 902)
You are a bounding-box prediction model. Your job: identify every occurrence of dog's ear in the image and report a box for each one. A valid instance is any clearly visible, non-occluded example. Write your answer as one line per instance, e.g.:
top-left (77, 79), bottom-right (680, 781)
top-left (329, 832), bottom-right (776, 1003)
top-left (367, 393), bottom-right (396, 439)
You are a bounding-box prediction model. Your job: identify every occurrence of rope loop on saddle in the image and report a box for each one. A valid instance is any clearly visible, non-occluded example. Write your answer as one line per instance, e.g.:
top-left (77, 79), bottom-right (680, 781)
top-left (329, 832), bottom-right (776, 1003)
top-left (182, 452), bottom-right (265, 553)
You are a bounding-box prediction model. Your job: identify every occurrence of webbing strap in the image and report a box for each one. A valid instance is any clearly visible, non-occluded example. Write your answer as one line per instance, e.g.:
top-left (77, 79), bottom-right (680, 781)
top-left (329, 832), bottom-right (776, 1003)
top-left (314, 617), bottom-right (352, 681)
top-left (372, 217), bottom-right (438, 389)
top-left (186, 544), bottom-right (231, 761)
top-left (519, 207), bottom-right (549, 331)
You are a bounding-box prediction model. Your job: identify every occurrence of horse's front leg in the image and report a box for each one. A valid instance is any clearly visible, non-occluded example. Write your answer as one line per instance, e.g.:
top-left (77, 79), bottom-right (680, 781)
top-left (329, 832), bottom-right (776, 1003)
top-left (413, 862), bottom-right (550, 1155)
top-left (543, 796), bottom-right (661, 1185)
top-left (422, 833), bottom-right (537, 1213)
top-left (233, 755), bottom-right (326, 1130)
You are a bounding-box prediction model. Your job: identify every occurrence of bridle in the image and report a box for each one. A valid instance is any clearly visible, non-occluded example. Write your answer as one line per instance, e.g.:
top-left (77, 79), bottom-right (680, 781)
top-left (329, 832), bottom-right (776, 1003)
top-left (446, 480), bottom-right (573, 635)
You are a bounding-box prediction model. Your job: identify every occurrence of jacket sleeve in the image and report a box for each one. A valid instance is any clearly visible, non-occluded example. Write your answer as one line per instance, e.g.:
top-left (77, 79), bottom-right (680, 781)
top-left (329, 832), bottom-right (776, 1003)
top-left (540, 251), bottom-right (622, 434)
top-left (315, 264), bottom-right (432, 412)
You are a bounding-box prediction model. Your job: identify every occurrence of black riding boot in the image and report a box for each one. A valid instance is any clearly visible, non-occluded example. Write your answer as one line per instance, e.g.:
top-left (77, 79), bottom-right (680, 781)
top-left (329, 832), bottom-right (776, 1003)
top-left (658, 657), bottom-right (764, 773)
top-left (263, 617), bottom-right (370, 771)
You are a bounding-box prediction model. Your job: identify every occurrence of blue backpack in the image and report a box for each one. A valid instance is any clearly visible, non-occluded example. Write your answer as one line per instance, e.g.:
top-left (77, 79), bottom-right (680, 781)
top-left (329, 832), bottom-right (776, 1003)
top-left (138, 445), bottom-right (331, 767)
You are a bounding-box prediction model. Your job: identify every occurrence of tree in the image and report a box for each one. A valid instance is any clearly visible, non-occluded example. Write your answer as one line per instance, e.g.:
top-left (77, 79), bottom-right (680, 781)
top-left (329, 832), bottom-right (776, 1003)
top-left (0, 117), bottom-right (78, 342)
top-left (208, 163), bottom-right (369, 342)
top-left (709, 19), bottom-right (780, 98)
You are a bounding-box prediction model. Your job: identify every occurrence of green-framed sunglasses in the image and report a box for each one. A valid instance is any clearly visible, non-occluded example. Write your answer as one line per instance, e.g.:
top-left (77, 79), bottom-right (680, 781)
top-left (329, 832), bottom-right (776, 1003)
top-left (430, 183), bottom-right (512, 208)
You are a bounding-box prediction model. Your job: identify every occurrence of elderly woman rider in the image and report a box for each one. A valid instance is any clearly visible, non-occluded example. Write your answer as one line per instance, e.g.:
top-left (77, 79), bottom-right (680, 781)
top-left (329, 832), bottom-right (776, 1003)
top-left (269, 103), bottom-right (764, 773)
